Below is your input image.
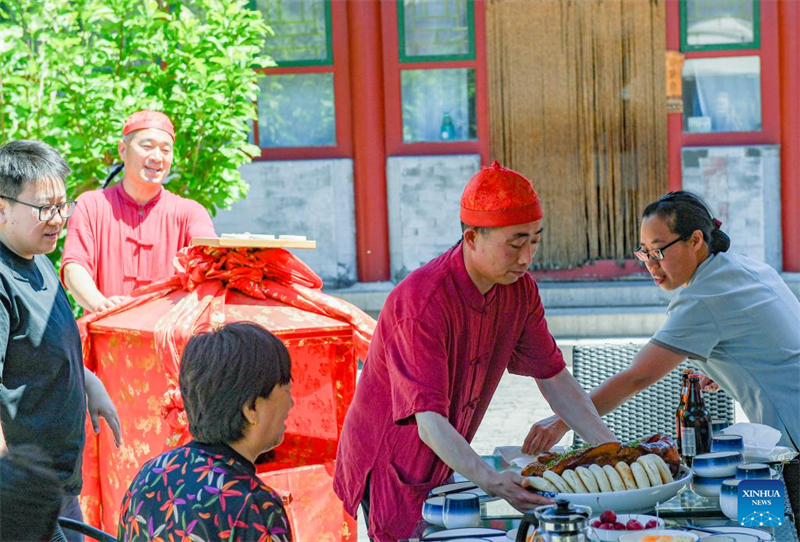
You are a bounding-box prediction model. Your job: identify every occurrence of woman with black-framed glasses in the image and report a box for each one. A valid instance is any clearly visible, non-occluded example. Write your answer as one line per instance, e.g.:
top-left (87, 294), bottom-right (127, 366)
top-left (525, 191), bottom-right (800, 530)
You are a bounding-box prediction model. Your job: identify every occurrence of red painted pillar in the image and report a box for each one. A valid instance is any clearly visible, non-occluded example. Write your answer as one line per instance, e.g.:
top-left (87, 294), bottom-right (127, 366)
top-left (666, 0), bottom-right (683, 192)
top-left (347, 0), bottom-right (390, 282)
top-left (779, 0), bottom-right (800, 272)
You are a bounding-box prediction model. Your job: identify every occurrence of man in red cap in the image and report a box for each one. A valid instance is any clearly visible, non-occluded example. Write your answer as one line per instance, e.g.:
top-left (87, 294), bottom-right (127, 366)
top-left (334, 162), bottom-right (617, 541)
top-left (62, 110), bottom-right (216, 312)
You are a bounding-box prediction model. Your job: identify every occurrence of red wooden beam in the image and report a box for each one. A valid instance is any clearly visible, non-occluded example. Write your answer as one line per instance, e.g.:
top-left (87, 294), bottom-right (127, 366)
top-left (347, 0), bottom-right (390, 281)
top-left (779, 0), bottom-right (800, 272)
top-left (666, 0), bottom-right (682, 191)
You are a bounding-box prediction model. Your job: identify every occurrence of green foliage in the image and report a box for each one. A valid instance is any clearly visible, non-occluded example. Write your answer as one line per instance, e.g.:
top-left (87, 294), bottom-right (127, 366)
top-left (0, 0), bottom-right (273, 265)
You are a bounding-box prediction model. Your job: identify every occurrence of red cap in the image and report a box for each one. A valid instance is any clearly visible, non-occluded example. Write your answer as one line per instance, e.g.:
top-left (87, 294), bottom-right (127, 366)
top-left (122, 110), bottom-right (175, 140)
top-left (460, 161), bottom-right (543, 227)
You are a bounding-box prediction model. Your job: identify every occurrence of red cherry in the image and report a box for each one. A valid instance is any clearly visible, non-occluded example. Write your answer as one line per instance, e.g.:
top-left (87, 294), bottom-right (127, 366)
top-left (613, 522), bottom-right (626, 531)
top-left (592, 520), bottom-right (602, 528)
top-left (598, 523), bottom-right (616, 530)
top-left (600, 510), bottom-right (617, 524)
top-left (645, 520), bottom-right (659, 529)
top-left (626, 520), bottom-right (644, 530)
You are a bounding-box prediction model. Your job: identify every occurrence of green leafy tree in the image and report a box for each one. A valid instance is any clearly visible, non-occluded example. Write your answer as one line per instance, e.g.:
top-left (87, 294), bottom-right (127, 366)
top-left (0, 0), bottom-right (273, 266)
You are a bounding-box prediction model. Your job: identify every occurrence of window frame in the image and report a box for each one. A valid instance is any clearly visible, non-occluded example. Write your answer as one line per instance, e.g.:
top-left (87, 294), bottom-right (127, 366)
top-left (676, 0), bottom-right (779, 147)
top-left (381, 0), bottom-right (489, 162)
top-left (251, 0), bottom-right (334, 67)
top-left (680, 0), bottom-right (760, 53)
top-left (397, 0), bottom-right (476, 63)
top-left (251, 0), bottom-right (352, 160)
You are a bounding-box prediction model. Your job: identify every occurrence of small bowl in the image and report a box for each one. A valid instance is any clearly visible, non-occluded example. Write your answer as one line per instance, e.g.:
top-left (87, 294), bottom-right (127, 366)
top-left (618, 529), bottom-right (699, 542)
top-left (442, 493), bottom-right (481, 529)
top-left (422, 496), bottom-right (445, 526)
top-left (692, 451), bottom-right (743, 478)
top-left (711, 435), bottom-right (745, 454)
top-left (690, 474), bottom-right (732, 498)
top-left (589, 514), bottom-right (665, 541)
top-left (720, 478), bottom-right (743, 521)
top-left (735, 463), bottom-right (771, 480)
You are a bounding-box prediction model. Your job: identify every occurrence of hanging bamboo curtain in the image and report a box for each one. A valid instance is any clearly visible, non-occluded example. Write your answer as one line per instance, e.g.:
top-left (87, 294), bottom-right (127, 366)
top-left (487, 0), bottom-right (667, 268)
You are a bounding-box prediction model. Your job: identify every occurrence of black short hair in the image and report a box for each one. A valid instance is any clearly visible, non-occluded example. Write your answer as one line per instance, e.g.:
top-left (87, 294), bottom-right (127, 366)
top-left (179, 322), bottom-right (292, 444)
top-left (0, 444), bottom-right (63, 541)
top-left (0, 140), bottom-right (70, 199)
top-left (460, 221), bottom-right (490, 235)
top-left (643, 191), bottom-right (731, 255)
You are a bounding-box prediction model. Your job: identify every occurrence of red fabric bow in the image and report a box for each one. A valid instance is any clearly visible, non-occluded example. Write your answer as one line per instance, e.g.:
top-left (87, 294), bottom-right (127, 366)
top-left (78, 246), bottom-right (375, 447)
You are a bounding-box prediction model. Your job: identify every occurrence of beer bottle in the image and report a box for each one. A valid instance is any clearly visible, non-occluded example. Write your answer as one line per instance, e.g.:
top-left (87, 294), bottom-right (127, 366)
top-left (675, 371), bottom-right (691, 452)
top-left (679, 374), bottom-right (713, 466)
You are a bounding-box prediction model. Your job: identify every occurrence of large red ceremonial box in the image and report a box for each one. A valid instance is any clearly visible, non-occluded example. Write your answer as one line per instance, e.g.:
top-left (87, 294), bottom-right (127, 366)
top-left (80, 288), bottom-right (358, 539)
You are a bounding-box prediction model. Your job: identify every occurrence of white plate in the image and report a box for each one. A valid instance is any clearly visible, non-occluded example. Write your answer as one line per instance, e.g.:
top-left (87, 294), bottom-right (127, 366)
top-left (429, 481), bottom-right (499, 503)
top-left (431, 481), bottom-right (479, 494)
top-left (688, 526), bottom-right (774, 542)
top-left (538, 466), bottom-right (692, 513)
top-left (619, 529), bottom-right (699, 542)
top-left (423, 527), bottom-right (507, 540)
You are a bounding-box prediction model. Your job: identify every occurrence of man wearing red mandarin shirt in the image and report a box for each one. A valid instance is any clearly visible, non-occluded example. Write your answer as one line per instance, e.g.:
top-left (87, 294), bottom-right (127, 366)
top-left (61, 110), bottom-right (216, 313)
top-left (334, 162), bottom-right (617, 541)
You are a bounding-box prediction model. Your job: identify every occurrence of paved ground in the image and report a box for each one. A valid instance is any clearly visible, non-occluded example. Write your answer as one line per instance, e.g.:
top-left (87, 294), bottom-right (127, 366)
top-left (353, 362), bottom-right (747, 541)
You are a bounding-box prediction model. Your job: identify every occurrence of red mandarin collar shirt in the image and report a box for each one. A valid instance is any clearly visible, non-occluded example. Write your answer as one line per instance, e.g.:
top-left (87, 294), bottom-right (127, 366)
top-left (334, 243), bottom-right (565, 541)
top-left (62, 183), bottom-right (216, 298)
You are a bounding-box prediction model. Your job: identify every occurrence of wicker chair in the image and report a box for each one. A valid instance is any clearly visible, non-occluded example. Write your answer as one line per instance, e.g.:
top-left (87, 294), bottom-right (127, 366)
top-left (571, 341), bottom-right (735, 446)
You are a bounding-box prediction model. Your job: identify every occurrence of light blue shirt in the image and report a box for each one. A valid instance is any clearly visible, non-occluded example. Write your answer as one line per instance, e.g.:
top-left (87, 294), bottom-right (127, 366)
top-left (652, 252), bottom-right (800, 450)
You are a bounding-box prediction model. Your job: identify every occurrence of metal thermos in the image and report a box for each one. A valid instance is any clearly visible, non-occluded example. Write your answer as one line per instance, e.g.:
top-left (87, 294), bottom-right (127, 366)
top-left (516, 499), bottom-right (593, 542)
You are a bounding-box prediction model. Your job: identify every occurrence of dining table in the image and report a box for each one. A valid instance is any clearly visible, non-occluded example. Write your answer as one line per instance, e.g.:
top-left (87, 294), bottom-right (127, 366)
top-left (403, 456), bottom-right (799, 542)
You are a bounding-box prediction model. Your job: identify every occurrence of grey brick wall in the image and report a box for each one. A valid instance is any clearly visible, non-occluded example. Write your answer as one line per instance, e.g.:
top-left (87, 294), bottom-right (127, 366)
top-left (682, 145), bottom-right (782, 270)
top-left (387, 154), bottom-right (481, 282)
top-left (213, 159), bottom-right (357, 287)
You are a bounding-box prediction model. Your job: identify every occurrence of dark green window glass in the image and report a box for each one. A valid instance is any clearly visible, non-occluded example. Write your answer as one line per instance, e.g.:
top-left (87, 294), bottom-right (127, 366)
top-left (399, 0), bottom-right (474, 62)
top-left (254, 0), bottom-right (332, 65)
top-left (257, 73), bottom-right (336, 147)
top-left (401, 68), bottom-right (476, 143)
top-left (681, 0), bottom-right (759, 51)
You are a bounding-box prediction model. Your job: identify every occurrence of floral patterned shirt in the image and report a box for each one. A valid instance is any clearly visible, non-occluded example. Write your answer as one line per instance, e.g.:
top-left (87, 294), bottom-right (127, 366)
top-left (118, 441), bottom-right (292, 541)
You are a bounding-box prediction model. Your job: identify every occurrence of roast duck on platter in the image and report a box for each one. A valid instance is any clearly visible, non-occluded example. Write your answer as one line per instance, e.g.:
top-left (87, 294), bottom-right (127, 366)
top-left (522, 433), bottom-right (680, 477)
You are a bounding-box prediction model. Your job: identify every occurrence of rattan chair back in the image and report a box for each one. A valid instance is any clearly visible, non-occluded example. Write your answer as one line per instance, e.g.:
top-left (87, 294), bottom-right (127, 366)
top-left (571, 342), bottom-right (735, 446)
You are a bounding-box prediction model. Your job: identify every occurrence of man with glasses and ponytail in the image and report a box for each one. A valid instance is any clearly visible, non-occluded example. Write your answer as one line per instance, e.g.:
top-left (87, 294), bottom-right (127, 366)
top-left (525, 191), bottom-right (800, 533)
top-left (61, 110), bottom-right (215, 314)
top-left (0, 140), bottom-right (121, 541)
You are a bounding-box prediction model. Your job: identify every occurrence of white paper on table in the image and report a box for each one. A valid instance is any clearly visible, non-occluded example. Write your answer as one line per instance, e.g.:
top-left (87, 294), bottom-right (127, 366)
top-left (721, 423), bottom-right (798, 462)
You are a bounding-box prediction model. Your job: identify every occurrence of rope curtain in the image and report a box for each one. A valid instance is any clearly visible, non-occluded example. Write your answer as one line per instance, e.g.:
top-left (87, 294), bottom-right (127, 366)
top-left (487, 0), bottom-right (668, 268)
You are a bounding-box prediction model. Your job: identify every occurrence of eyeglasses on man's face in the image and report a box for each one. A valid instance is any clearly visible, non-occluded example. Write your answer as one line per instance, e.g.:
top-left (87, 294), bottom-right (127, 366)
top-left (634, 233), bottom-right (691, 262)
top-left (0, 195), bottom-right (77, 222)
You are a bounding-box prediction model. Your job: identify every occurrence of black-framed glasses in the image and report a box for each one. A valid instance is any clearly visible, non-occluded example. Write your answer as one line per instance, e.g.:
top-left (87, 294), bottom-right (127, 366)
top-left (0, 195), bottom-right (77, 221)
top-left (634, 233), bottom-right (691, 262)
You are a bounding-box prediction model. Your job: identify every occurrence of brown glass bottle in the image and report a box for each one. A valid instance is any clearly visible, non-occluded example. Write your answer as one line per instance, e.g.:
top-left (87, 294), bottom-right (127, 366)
top-left (679, 375), bottom-right (712, 466)
top-left (675, 371), bottom-right (691, 452)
